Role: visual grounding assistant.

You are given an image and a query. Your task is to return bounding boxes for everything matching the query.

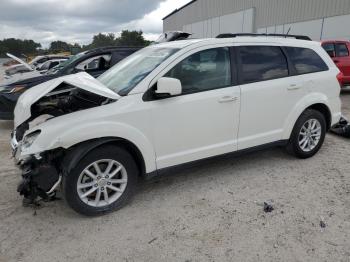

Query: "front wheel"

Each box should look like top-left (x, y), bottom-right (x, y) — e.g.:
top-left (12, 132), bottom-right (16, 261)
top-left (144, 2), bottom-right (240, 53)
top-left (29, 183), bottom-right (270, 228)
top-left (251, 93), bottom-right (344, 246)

top-left (62, 145), bottom-right (139, 216)
top-left (286, 109), bottom-right (326, 159)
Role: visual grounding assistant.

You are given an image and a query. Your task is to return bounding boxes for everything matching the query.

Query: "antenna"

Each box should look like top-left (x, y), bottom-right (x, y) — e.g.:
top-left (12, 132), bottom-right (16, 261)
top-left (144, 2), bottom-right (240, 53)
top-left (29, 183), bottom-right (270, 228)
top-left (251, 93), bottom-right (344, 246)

top-left (286, 27), bottom-right (291, 35)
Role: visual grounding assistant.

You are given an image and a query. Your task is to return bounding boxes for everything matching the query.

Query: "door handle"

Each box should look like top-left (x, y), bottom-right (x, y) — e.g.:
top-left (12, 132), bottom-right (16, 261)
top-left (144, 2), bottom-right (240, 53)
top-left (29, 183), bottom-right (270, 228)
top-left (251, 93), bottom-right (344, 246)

top-left (287, 84), bottom-right (302, 91)
top-left (334, 60), bottom-right (339, 64)
top-left (218, 96), bottom-right (238, 103)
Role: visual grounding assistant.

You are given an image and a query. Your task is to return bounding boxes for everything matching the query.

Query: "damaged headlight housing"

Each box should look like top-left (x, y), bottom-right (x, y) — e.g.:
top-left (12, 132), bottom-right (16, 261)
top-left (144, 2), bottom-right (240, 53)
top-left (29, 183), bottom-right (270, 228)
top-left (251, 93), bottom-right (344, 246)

top-left (22, 130), bottom-right (41, 149)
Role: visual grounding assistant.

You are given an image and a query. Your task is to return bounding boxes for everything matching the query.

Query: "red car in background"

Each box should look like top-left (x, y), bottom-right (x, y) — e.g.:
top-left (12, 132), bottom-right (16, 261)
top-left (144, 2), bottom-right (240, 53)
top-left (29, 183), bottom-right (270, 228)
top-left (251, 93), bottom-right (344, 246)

top-left (322, 40), bottom-right (350, 87)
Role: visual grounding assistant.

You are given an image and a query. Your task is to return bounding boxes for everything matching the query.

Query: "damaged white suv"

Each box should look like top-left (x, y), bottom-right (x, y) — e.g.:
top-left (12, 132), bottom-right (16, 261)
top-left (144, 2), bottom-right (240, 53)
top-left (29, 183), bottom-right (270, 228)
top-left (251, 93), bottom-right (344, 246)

top-left (12, 36), bottom-right (342, 216)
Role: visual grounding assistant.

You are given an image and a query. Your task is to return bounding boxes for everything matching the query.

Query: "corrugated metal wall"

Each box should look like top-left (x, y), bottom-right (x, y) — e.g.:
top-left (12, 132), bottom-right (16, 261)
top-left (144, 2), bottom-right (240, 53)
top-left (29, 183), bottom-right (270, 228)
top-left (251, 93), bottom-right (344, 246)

top-left (163, 0), bottom-right (350, 32)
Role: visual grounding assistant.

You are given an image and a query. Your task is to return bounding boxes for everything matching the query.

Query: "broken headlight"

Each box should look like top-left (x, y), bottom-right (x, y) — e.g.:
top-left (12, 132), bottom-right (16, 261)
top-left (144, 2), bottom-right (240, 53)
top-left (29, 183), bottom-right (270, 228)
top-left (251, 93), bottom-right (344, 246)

top-left (22, 130), bottom-right (41, 149)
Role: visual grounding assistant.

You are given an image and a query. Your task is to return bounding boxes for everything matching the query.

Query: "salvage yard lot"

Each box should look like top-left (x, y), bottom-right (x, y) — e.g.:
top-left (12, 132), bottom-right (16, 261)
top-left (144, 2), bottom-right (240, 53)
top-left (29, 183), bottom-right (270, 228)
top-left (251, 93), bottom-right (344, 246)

top-left (0, 94), bottom-right (349, 262)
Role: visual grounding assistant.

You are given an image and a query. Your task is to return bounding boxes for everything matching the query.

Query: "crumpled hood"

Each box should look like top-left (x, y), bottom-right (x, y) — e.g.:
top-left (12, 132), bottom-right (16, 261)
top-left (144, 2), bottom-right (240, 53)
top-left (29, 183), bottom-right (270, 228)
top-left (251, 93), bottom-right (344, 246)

top-left (6, 53), bottom-right (32, 71)
top-left (14, 72), bottom-right (120, 127)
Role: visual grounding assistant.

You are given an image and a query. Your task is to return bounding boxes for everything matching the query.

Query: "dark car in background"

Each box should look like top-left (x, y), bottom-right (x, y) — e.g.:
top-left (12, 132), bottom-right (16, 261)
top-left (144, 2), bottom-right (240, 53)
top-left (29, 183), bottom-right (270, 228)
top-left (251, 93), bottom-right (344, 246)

top-left (0, 46), bottom-right (141, 120)
top-left (322, 40), bottom-right (350, 87)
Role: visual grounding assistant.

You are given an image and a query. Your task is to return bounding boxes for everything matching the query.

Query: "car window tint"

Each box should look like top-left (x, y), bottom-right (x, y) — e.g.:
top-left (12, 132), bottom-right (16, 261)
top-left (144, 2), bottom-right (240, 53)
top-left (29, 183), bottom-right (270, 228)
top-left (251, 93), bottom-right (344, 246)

top-left (50, 61), bottom-right (59, 69)
top-left (285, 47), bottom-right (328, 74)
top-left (165, 47), bottom-right (231, 94)
top-left (322, 43), bottom-right (335, 56)
top-left (76, 54), bottom-right (112, 71)
top-left (37, 58), bottom-right (48, 64)
top-left (40, 62), bottom-right (50, 70)
top-left (111, 51), bottom-right (136, 65)
top-left (239, 46), bottom-right (288, 84)
top-left (336, 43), bottom-right (349, 57)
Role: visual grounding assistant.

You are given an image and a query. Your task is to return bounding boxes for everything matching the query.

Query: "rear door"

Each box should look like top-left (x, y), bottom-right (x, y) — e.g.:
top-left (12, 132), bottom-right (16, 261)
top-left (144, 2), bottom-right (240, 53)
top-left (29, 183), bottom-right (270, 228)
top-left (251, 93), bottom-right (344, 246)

top-left (237, 45), bottom-right (306, 150)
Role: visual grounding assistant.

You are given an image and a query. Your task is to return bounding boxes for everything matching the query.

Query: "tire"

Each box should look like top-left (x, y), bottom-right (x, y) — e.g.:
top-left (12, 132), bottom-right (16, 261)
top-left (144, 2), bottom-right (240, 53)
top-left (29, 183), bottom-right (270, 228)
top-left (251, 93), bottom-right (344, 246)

top-left (286, 109), bottom-right (326, 159)
top-left (62, 145), bottom-right (139, 216)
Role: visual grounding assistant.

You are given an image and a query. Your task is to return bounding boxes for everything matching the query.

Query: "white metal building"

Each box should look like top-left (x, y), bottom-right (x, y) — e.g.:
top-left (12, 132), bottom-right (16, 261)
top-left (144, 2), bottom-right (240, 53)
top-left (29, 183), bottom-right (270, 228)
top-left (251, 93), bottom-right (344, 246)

top-left (163, 0), bottom-right (350, 40)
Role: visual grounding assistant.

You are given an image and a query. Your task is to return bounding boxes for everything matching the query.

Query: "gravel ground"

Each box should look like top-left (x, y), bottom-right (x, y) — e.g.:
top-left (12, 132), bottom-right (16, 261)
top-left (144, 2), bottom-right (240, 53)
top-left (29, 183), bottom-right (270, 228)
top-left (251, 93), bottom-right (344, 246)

top-left (0, 73), bottom-right (349, 261)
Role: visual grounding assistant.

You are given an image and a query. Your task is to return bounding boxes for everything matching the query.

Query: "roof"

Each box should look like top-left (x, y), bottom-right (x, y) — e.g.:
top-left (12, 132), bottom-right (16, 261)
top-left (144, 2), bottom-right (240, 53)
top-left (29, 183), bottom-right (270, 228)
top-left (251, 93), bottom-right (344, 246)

top-left (162, 0), bottom-right (197, 20)
top-left (149, 36), bottom-right (321, 50)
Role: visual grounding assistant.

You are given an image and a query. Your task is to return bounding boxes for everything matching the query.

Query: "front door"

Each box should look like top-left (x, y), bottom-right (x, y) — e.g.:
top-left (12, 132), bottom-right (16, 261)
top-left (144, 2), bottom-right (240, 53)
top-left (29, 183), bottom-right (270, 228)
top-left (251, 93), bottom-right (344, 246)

top-left (150, 47), bottom-right (240, 169)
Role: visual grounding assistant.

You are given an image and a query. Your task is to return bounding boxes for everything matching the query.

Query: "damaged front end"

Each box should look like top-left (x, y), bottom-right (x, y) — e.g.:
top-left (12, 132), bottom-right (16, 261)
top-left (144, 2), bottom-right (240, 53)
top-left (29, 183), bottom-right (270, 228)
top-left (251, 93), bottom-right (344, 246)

top-left (11, 72), bottom-right (120, 204)
top-left (14, 146), bottom-right (63, 204)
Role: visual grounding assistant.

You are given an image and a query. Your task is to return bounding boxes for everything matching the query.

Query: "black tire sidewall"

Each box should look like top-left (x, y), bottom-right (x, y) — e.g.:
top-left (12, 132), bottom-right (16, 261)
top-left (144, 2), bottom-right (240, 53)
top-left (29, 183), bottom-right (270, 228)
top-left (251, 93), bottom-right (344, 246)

top-left (288, 109), bottom-right (327, 159)
top-left (62, 145), bottom-right (138, 216)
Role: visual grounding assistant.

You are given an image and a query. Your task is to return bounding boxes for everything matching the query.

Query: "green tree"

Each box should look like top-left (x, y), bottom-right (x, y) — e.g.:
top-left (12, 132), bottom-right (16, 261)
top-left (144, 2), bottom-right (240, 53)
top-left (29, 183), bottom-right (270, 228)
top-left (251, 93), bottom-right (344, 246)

top-left (0, 38), bottom-right (41, 57)
top-left (116, 30), bottom-right (150, 46)
top-left (49, 40), bottom-right (71, 52)
top-left (90, 33), bottom-right (116, 48)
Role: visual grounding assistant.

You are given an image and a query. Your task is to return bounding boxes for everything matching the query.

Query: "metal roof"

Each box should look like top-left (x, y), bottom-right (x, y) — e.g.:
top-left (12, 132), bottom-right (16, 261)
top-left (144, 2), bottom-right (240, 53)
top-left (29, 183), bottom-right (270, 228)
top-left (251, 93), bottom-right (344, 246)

top-left (162, 0), bottom-right (197, 20)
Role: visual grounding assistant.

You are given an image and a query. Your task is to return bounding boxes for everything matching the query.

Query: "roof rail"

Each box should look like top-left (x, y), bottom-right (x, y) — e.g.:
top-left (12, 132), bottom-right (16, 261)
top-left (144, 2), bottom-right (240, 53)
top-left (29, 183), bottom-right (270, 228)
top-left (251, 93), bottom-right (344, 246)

top-left (216, 33), bottom-right (312, 41)
top-left (85, 46), bottom-right (142, 54)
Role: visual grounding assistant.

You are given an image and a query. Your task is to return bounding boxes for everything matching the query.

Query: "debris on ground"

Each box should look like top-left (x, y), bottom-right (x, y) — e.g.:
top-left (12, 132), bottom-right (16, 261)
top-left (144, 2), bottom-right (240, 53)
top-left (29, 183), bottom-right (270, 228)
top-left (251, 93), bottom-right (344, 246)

top-left (331, 116), bottom-right (350, 138)
top-left (320, 216), bottom-right (327, 228)
top-left (148, 237), bottom-right (158, 244)
top-left (263, 201), bottom-right (275, 213)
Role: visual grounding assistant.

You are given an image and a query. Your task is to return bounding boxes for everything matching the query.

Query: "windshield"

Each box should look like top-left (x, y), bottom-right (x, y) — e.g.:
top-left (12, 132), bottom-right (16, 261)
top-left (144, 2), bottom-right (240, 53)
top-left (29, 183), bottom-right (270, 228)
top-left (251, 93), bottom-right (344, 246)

top-left (98, 47), bottom-right (179, 96)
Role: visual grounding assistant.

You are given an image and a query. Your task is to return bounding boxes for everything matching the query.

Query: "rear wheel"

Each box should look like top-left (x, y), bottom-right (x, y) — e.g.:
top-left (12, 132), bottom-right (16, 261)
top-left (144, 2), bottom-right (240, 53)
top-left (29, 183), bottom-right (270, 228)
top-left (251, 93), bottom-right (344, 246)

top-left (287, 109), bottom-right (326, 159)
top-left (62, 145), bottom-right (138, 216)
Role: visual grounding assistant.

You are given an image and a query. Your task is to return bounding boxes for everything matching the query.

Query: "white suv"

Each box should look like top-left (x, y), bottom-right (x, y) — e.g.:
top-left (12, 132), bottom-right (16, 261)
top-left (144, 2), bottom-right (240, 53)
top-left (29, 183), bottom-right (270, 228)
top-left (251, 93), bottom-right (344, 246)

top-left (12, 36), bottom-right (342, 215)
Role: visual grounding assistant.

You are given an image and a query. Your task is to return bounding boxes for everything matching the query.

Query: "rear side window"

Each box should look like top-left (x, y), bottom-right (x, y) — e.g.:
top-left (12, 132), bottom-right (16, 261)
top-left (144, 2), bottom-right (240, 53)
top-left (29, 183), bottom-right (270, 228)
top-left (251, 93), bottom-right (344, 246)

top-left (336, 43), bottom-right (349, 57)
top-left (238, 46), bottom-right (288, 84)
top-left (284, 47), bottom-right (328, 75)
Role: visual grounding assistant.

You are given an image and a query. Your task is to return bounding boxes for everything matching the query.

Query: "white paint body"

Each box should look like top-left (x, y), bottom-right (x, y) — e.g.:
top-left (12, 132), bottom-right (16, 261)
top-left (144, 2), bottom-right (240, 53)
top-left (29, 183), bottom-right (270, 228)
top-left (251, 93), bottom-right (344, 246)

top-left (14, 37), bottom-right (342, 174)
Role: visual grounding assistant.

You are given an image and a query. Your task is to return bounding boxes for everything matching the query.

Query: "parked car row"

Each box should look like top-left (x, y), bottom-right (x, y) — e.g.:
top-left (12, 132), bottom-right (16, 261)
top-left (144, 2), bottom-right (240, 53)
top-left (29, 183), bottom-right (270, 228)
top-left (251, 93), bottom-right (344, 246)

top-left (8, 33), bottom-right (342, 216)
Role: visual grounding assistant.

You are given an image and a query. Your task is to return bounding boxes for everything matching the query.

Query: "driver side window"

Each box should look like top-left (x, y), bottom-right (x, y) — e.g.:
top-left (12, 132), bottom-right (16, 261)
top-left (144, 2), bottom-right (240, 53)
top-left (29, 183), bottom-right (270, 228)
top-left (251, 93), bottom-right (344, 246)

top-left (75, 54), bottom-right (112, 72)
top-left (164, 47), bottom-right (232, 94)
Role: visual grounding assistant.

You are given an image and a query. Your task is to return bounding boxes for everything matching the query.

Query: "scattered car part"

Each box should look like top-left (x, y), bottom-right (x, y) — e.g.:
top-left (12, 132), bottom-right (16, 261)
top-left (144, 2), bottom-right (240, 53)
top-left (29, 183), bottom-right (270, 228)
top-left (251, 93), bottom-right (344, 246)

top-left (330, 116), bottom-right (350, 137)
top-left (263, 202), bottom-right (275, 213)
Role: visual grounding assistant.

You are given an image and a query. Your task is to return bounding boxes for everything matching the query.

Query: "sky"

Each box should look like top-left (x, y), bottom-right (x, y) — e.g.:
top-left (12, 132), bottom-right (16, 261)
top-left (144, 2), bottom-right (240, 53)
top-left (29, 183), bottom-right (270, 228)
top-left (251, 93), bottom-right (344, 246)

top-left (0, 0), bottom-right (192, 48)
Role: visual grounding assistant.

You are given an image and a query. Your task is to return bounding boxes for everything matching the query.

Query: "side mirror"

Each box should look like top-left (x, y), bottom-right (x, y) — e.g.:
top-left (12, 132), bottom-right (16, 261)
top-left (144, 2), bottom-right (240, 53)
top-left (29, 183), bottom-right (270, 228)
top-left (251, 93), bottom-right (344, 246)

top-left (327, 50), bottom-right (336, 58)
top-left (155, 77), bottom-right (182, 98)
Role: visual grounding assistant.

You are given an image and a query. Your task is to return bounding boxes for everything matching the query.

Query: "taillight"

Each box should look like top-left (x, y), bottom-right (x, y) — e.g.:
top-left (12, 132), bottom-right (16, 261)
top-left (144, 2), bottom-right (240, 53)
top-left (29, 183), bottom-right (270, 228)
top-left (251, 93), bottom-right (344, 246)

top-left (337, 72), bottom-right (343, 87)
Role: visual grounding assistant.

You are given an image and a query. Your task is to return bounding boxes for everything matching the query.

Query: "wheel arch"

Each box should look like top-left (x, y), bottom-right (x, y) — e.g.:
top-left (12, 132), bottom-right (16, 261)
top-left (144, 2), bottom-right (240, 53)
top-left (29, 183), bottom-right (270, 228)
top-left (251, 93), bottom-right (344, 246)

top-left (306, 103), bottom-right (332, 130)
top-left (282, 94), bottom-right (332, 140)
top-left (61, 137), bottom-right (147, 178)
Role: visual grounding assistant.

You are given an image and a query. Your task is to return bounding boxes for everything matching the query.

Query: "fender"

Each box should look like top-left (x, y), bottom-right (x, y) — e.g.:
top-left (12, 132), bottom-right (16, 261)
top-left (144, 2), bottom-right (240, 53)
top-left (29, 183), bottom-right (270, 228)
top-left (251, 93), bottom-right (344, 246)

top-left (22, 120), bottom-right (157, 173)
top-left (282, 92), bottom-right (331, 139)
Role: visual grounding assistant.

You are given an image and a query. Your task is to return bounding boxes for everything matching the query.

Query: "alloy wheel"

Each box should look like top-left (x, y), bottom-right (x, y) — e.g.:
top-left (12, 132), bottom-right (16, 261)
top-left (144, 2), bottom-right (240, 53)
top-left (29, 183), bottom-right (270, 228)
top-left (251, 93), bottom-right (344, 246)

top-left (298, 119), bottom-right (322, 152)
top-left (77, 159), bottom-right (128, 207)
